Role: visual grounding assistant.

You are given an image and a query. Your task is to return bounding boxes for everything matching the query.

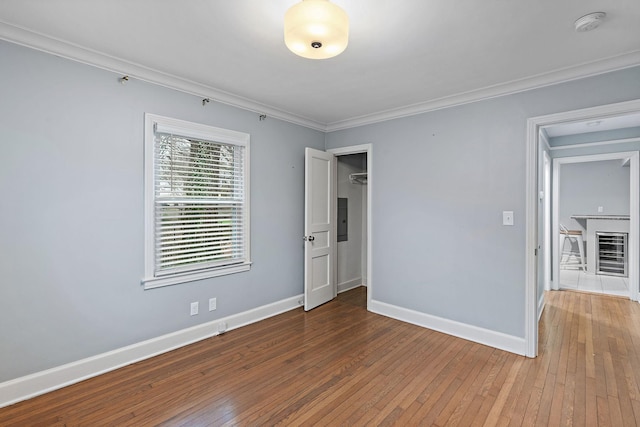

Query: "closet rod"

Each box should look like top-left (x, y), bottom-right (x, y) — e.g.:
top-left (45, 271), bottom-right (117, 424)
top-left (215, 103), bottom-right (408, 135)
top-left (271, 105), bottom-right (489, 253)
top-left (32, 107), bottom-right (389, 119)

top-left (349, 172), bottom-right (367, 184)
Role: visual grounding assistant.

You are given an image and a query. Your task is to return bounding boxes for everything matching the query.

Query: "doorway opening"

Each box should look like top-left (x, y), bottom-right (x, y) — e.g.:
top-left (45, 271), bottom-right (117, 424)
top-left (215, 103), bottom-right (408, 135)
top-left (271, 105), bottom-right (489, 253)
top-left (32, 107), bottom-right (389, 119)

top-left (553, 155), bottom-right (633, 298)
top-left (525, 99), bottom-right (640, 358)
top-left (329, 144), bottom-right (372, 310)
top-left (335, 153), bottom-right (368, 296)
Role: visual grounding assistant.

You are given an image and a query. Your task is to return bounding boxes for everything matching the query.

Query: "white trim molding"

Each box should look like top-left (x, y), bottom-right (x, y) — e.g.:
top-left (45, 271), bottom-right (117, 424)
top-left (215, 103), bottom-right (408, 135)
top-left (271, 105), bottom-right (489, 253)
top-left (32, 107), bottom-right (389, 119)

top-left (0, 21), bottom-right (325, 132)
top-left (1, 20), bottom-right (639, 133)
top-left (550, 137), bottom-right (640, 151)
top-left (326, 52), bottom-right (640, 131)
top-left (0, 294), bottom-right (303, 409)
top-left (538, 294), bottom-right (546, 322)
top-left (369, 300), bottom-right (526, 356)
top-left (337, 278), bottom-right (363, 294)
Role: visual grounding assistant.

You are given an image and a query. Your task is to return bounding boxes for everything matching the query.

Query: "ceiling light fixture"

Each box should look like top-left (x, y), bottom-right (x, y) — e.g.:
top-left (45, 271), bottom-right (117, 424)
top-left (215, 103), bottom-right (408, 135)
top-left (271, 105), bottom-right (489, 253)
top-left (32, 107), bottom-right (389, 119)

top-left (284, 0), bottom-right (349, 59)
top-left (574, 12), bottom-right (606, 32)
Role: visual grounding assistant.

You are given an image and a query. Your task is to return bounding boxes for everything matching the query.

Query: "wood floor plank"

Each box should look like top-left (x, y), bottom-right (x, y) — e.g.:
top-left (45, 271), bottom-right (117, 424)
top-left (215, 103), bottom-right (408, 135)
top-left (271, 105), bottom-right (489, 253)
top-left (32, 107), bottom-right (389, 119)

top-left (573, 341), bottom-right (587, 426)
top-left (432, 345), bottom-right (494, 426)
top-left (481, 356), bottom-right (524, 426)
top-left (546, 379), bottom-right (565, 426)
top-left (1, 287), bottom-right (640, 426)
top-left (445, 350), bottom-right (505, 426)
top-left (369, 336), bottom-right (468, 421)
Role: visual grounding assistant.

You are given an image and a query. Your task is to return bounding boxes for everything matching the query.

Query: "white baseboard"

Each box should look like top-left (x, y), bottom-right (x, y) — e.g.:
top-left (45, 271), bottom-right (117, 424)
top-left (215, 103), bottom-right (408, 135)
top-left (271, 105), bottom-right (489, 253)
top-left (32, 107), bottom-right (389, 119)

top-left (369, 299), bottom-right (526, 356)
top-left (538, 294), bottom-right (546, 321)
top-left (0, 294), bottom-right (303, 409)
top-left (337, 278), bottom-right (363, 293)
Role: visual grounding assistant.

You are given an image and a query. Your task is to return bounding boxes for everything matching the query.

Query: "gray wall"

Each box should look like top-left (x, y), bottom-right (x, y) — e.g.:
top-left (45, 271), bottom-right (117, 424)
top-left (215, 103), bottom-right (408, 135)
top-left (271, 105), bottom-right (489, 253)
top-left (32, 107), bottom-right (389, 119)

top-left (0, 40), bottom-right (325, 382)
top-left (325, 65), bottom-right (640, 338)
top-left (559, 160), bottom-right (630, 233)
top-left (2, 37), bottom-right (640, 383)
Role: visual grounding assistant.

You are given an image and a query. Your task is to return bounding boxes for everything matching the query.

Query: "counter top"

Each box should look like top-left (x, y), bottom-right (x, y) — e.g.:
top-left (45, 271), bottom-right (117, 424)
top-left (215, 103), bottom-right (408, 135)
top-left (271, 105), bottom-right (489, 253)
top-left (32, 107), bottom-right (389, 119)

top-left (571, 215), bottom-right (630, 274)
top-left (571, 215), bottom-right (630, 220)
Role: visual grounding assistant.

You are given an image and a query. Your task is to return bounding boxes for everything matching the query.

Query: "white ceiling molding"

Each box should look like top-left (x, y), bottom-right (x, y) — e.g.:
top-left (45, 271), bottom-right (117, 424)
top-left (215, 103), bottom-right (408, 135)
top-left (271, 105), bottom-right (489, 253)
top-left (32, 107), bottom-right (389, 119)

top-left (0, 20), bottom-right (326, 132)
top-left (1, 20), bottom-right (638, 134)
top-left (326, 51), bottom-right (640, 132)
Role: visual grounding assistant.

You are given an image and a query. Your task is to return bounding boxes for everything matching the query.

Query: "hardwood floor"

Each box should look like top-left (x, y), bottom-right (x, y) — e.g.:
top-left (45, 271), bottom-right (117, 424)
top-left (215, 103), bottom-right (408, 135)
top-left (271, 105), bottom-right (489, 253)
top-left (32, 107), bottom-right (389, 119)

top-left (1, 287), bottom-right (640, 426)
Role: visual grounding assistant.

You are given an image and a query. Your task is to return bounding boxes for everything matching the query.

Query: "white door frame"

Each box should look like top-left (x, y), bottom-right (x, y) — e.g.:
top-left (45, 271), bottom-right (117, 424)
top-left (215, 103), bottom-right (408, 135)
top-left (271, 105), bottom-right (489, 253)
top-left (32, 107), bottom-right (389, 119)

top-left (543, 150), bottom-right (551, 293)
top-left (328, 143), bottom-right (373, 311)
top-left (525, 98), bottom-right (640, 358)
top-left (552, 152), bottom-right (638, 297)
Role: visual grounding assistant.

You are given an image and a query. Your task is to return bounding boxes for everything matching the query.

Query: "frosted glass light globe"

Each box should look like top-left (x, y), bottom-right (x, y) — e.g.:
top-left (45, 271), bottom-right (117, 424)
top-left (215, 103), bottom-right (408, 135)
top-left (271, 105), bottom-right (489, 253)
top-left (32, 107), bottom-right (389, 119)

top-left (284, 0), bottom-right (349, 59)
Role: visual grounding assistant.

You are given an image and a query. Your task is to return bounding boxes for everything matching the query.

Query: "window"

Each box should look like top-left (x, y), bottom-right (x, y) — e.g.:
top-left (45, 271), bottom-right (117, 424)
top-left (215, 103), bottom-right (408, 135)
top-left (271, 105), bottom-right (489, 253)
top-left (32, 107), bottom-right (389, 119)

top-left (143, 114), bottom-right (250, 289)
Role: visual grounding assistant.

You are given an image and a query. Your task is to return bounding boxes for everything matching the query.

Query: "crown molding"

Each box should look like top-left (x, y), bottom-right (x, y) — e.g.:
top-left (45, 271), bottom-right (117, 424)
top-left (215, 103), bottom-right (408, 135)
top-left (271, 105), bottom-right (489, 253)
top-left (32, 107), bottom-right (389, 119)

top-left (2, 20), bottom-right (638, 134)
top-left (0, 21), bottom-right (327, 132)
top-left (325, 51), bottom-right (640, 132)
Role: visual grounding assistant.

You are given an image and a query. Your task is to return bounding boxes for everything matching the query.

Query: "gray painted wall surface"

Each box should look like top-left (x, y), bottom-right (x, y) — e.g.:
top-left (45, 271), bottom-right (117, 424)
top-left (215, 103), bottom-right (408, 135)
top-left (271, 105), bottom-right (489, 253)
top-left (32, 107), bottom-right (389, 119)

top-left (2, 38), bottom-right (640, 383)
top-left (559, 160), bottom-right (630, 233)
top-left (325, 66), bottom-right (640, 338)
top-left (0, 41), bottom-right (324, 382)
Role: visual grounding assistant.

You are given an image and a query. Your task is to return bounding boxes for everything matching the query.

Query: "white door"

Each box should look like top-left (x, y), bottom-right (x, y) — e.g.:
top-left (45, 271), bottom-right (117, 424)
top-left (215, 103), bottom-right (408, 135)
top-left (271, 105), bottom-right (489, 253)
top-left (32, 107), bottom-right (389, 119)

top-left (304, 147), bottom-right (336, 311)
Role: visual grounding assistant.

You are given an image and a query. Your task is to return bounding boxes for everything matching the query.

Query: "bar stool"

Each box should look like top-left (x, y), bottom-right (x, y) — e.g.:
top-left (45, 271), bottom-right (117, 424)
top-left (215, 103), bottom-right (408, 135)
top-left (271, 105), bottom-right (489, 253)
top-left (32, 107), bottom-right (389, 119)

top-left (559, 225), bottom-right (586, 271)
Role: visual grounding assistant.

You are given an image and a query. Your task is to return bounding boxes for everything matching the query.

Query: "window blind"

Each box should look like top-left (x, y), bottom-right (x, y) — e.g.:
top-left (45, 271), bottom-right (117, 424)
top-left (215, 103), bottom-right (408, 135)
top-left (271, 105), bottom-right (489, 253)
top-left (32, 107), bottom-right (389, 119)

top-left (154, 132), bottom-right (246, 276)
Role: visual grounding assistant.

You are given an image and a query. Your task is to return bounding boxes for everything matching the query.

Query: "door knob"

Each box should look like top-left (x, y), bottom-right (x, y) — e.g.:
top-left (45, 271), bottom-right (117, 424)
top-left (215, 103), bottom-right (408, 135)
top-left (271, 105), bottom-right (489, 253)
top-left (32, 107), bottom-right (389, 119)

top-left (303, 236), bottom-right (315, 241)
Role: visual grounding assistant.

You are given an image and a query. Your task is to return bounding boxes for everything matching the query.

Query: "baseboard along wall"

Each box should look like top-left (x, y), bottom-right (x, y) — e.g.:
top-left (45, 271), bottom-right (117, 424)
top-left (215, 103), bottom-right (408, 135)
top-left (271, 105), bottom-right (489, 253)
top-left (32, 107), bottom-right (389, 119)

top-left (0, 294), bottom-right (303, 409)
top-left (337, 278), bottom-right (364, 293)
top-left (1, 292), bottom-right (528, 408)
top-left (369, 299), bottom-right (527, 356)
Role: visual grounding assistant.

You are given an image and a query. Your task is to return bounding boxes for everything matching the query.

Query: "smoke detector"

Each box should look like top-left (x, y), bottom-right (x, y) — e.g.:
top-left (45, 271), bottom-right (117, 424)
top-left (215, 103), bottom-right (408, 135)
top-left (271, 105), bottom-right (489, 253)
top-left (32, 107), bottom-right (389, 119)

top-left (574, 12), bottom-right (606, 32)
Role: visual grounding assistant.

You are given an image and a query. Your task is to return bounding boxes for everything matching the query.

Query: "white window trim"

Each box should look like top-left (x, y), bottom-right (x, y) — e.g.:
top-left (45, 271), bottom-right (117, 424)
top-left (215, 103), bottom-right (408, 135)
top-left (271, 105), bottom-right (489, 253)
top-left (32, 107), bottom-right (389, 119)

top-left (142, 113), bottom-right (251, 289)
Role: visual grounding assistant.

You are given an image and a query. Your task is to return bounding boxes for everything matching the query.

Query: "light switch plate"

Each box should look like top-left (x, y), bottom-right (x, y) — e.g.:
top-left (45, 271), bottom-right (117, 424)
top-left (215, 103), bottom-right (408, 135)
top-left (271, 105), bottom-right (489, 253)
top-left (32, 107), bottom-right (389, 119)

top-left (503, 211), bottom-right (514, 226)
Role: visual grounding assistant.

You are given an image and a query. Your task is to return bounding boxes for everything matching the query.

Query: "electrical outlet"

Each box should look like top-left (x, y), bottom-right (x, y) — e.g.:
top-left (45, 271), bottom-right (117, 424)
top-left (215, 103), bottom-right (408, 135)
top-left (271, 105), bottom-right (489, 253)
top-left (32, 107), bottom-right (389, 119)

top-left (190, 302), bottom-right (199, 316)
top-left (598, 206), bottom-right (604, 213)
top-left (209, 297), bottom-right (217, 311)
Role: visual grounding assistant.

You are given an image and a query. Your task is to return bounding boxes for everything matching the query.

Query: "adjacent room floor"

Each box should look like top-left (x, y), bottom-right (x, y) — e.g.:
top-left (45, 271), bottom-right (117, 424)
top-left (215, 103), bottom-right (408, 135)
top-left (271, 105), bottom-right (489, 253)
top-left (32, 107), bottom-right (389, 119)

top-left (559, 269), bottom-right (629, 297)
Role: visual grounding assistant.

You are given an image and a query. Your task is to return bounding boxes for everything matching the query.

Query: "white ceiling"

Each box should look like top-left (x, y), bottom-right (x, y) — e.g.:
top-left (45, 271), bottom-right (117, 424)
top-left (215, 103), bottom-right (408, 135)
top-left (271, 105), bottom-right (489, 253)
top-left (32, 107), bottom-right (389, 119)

top-left (1, 0), bottom-right (639, 131)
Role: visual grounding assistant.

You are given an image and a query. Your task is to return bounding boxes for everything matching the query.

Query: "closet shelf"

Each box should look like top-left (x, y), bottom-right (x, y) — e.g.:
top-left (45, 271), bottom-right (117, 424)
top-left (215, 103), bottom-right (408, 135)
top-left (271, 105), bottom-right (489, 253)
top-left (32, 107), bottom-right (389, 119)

top-left (349, 172), bottom-right (367, 184)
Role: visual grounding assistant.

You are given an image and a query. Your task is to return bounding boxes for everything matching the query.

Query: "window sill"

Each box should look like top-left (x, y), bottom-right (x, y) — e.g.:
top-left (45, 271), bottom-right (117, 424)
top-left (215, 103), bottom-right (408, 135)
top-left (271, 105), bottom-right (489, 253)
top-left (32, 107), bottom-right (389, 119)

top-left (142, 262), bottom-right (251, 290)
